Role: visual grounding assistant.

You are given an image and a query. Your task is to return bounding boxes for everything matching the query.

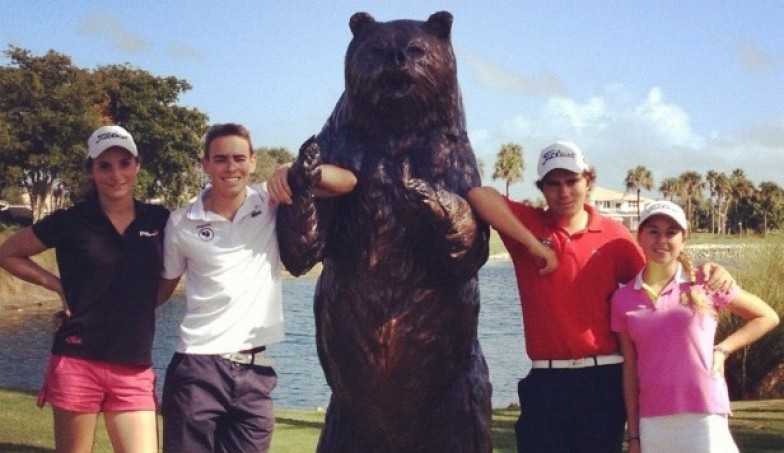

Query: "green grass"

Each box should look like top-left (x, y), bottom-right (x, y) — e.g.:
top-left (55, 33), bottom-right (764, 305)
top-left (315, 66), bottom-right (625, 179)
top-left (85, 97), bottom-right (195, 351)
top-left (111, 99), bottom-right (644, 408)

top-left (488, 228), bottom-right (507, 257)
top-left (689, 230), bottom-right (783, 244)
top-left (1, 388), bottom-right (782, 452)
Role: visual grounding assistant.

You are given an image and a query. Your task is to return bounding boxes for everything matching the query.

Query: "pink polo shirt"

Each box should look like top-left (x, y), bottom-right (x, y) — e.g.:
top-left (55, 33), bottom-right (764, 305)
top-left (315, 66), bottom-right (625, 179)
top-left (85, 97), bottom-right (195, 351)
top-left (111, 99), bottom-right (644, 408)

top-left (611, 266), bottom-right (739, 417)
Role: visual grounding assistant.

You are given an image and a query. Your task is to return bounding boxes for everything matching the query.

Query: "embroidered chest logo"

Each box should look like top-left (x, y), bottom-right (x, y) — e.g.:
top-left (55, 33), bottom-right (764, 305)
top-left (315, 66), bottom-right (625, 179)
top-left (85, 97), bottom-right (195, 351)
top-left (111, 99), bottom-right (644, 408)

top-left (251, 202), bottom-right (264, 217)
top-left (64, 335), bottom-right (83, 345)
top-left (198, 227), bottom-right (215, 241)
top-left (139, 229), bottom-right (159, 237)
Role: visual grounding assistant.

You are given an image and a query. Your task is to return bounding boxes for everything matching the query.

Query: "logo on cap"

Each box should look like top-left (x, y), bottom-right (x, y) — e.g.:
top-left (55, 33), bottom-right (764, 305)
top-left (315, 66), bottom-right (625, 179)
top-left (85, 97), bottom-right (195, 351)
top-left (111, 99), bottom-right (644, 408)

top-left (95, 131), bottom-right (131, 144)
top-left (541, 149), bottom-right (578, 166)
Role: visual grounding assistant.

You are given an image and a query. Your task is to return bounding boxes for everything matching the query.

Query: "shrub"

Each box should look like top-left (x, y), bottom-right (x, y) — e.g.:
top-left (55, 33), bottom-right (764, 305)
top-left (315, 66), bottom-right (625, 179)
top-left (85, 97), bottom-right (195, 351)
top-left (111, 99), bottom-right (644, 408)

top-left (717, 239), bottom-right (784, 400)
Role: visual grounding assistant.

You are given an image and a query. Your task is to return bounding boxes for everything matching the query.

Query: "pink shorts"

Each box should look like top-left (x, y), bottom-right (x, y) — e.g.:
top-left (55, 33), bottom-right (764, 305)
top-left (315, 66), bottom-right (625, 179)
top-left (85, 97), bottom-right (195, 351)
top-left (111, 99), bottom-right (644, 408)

top-left (38, 355), bottom-right (157, 413)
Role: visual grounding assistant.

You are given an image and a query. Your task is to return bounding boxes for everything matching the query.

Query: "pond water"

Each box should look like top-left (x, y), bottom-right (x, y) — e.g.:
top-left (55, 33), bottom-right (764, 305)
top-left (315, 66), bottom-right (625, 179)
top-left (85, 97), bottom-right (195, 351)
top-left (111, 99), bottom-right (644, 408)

top-left (0, 260), bottom-right (531, 409)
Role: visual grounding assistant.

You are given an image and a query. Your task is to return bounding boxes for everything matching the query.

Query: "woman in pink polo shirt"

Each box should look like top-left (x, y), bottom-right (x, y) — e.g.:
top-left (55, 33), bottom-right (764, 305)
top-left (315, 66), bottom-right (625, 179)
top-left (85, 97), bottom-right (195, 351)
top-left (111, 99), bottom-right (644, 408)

top-left (611, 201), bottom-right (778, 453)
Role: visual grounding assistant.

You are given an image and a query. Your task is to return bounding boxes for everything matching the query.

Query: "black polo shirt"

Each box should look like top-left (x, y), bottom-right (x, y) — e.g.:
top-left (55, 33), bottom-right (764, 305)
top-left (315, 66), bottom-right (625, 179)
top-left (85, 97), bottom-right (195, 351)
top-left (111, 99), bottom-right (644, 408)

top-left (33, 197), bottom-right (170, 366)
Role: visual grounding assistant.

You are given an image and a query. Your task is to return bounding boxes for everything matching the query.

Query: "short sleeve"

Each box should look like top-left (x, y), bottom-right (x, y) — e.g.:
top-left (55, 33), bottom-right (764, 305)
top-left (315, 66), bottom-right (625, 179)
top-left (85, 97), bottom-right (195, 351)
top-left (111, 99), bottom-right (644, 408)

top-left (709, 283), bottom-right (740, 311)
top-left (610, 289), bottom-right (629, 333)
top-left (498, 198), bottom-right (536, 255)
top-left (161, 213), bottom-right (186, 279)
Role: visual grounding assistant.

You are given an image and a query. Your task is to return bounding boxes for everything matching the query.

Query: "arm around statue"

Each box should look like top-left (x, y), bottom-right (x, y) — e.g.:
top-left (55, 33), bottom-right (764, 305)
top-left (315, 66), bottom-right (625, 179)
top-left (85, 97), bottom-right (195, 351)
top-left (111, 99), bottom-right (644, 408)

top-left (268, 162), bottom-right (357, 204)
top-left (275, 137), bottom-right (355, 276)
top-left (467, 186), bottom-right (557, 275)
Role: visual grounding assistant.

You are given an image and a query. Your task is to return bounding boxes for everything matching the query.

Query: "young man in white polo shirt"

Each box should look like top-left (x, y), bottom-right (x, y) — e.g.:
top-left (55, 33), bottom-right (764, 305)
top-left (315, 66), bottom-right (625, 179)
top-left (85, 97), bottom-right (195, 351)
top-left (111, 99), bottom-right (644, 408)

top-left (157, 123), bottom-right (355, 452)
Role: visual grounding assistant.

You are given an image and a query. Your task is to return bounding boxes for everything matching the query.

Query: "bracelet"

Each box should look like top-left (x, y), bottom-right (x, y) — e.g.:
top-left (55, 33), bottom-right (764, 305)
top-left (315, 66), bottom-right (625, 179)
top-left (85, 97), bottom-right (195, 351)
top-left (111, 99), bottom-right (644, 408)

top-left (714, 344), bottom-right (730, 358)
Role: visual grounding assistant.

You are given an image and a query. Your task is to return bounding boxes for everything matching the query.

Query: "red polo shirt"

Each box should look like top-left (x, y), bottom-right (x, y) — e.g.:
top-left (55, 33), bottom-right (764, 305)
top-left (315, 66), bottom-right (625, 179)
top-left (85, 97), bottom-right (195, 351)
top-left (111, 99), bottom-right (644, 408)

top-left (500, 200), bottom-right (644, 360)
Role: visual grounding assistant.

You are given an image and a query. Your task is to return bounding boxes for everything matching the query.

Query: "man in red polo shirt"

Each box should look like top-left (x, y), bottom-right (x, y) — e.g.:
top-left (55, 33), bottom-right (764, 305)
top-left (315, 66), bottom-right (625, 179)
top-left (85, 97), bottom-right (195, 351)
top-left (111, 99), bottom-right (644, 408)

top-left (469, 141), bottom-right (643, 452)
top-left (469, 141), bottom-right (732, 452)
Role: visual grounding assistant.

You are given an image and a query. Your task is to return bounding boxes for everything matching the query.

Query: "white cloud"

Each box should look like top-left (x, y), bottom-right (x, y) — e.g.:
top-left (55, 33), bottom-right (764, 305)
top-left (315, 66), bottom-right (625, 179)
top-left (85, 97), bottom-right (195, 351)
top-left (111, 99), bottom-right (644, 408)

top-left (541, 96), bottom-right (606, 135)
top-left (471, 85), bottom-right (784, 200)
top-left (736, 40), bottom-right (780, 72)
top-left (739, 116), bottom-right (784, 149)
top-left (459, 49), bottom-right (565, 96)
top-left (78, 14), bottom-right (149, 54)
top-left (633, 87), bottom-right (703, 149)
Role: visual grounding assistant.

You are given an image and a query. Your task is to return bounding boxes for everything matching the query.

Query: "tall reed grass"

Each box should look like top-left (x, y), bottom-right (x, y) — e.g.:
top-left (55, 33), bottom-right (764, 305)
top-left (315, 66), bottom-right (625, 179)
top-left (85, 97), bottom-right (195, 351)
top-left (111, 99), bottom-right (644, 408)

top-left (0, 230), bottom-right (60, 305)
top-left (717, 238), bottom-right (784, 400)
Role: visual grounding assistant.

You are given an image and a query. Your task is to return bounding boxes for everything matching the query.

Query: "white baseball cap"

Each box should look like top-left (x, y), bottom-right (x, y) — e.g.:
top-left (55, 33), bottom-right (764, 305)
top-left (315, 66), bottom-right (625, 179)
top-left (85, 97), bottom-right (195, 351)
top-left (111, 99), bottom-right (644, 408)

top-left (536, 141), bottom-right (589, 181)
top-left (640, 200), bottom-right (689, 231)
top-left (87, 125), bottom-right (138, 159)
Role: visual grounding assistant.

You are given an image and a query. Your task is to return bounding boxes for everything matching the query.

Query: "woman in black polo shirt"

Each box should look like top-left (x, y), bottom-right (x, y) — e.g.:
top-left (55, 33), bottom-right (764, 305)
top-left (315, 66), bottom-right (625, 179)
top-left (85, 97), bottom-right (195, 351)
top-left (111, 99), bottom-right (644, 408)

top-left (0, 125), bottom-right (169, 452)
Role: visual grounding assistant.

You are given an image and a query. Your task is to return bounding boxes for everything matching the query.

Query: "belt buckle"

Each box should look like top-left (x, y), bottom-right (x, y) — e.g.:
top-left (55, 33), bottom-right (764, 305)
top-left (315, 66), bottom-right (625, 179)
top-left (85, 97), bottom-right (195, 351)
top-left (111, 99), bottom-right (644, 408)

top-left (224, 352), bottom-right (252, 365)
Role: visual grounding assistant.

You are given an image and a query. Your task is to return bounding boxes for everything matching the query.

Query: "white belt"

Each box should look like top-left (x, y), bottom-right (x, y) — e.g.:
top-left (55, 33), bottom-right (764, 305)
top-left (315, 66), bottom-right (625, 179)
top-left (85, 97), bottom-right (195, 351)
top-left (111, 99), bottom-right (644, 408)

top-left (218, 346), bottom-right (276, 368)
top-left (531, 354), bottom-right (624, 369)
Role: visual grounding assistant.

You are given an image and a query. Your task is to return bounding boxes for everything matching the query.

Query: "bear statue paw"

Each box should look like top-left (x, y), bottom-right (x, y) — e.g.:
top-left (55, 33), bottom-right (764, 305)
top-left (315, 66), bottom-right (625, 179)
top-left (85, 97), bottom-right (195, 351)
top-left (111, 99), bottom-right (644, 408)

top-left (288, 136), bottom-right (323, 193)
top-left (404, 178), bottom-right (449, 224)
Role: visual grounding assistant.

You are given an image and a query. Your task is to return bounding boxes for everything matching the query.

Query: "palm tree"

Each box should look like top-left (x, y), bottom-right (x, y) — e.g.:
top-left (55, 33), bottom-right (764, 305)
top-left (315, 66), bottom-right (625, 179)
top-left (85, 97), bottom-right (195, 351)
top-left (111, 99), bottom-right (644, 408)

top-left (624, 165), bottom-right (654, 223)
top-left (705, 170), bottom-right (731, 234)
top-left (492, 143), bottom-right (524, 196)
top-left (659, 177), bottom-right (683, 202)
top-left (677, 171), bottom-right (704, 230)
top-left (714, 173), bottom-right (732, 234)
top-left (756, 181), bottom-right (783, 234)
top-left (728, 169), bottom-right (755, 234)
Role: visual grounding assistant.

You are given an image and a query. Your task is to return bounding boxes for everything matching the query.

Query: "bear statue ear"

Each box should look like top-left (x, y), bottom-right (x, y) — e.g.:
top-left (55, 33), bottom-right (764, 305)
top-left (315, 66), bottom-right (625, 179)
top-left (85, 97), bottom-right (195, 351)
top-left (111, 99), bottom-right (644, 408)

top-left (349, 12), bottom-right (376, 36)
top-left (425, 11), bottom-right (453, 39)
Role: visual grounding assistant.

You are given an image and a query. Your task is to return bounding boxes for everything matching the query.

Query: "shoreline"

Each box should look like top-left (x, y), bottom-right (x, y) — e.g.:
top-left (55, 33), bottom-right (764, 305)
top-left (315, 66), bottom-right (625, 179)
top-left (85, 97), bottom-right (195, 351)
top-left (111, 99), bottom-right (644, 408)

top-left (0, 243), bottom-right (757, 325)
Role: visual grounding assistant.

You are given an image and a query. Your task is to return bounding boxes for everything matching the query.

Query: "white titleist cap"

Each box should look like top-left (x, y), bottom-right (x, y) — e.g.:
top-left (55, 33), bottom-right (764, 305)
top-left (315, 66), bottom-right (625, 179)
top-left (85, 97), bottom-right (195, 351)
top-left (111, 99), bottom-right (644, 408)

top-left (87, 125), bottom-right (138, 159)
top-left (640, 200), bottom-right (689, 231)
top-left (536, 141), bottom-right (589, 181)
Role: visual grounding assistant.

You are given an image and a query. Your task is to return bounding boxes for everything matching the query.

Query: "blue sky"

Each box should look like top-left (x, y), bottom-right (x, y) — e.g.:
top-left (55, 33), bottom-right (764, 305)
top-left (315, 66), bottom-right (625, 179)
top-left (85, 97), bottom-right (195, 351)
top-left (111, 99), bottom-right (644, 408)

top-left (2, 1), bottom-right (782, 200)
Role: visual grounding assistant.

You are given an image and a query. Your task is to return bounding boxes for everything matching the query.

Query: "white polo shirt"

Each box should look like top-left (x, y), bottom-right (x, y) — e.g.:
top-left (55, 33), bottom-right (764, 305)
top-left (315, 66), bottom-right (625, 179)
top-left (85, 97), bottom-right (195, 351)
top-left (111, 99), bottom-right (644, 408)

top-left (162, 184), bottom-right (284, 354)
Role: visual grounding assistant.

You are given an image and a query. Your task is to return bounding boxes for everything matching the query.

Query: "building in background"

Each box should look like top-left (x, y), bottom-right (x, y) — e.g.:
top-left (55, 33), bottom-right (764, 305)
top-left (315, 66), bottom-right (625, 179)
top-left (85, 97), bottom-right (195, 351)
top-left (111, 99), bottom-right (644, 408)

top-left (589, 186), bottom-right (654, 231)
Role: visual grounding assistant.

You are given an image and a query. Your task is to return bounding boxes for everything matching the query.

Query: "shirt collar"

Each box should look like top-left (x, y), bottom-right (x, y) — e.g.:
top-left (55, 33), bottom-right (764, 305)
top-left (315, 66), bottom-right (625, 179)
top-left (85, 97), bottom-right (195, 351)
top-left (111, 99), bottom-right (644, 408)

top-left (81, 196), bottom-right (145, 218)
top-left (632, 263), bottom-right (689, 290)
top-left (584, 204), bottom-right (603, 232)
top-left (188, 185), bottom-right (269, 221)
top-left (543, 204), bottom-right (602, 232)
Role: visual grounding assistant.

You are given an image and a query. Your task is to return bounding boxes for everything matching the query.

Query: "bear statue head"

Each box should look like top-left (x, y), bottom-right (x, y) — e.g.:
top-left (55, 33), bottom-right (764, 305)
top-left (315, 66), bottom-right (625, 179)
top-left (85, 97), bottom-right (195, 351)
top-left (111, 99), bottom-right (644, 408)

top-left (343, 11), bottom-right (462, 131)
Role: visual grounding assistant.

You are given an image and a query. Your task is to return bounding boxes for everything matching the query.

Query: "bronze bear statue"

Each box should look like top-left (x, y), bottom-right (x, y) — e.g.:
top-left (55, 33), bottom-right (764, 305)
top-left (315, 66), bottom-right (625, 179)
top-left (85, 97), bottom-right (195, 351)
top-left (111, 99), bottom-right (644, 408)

top-left (277, 11), bottom-right (491, 452)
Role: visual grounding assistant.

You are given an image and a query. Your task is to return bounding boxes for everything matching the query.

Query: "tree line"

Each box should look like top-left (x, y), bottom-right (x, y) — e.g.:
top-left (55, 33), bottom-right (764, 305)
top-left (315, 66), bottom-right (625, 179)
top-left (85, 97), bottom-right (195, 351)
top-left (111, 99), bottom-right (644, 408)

top-left (625, 166), bottom-right (783, 234)
top-left (0, 46), bottom-right (293, 222)
top-left (491, 143), bottom-right (783, 235)
top-left (3, 46), bottom-right (780, 233)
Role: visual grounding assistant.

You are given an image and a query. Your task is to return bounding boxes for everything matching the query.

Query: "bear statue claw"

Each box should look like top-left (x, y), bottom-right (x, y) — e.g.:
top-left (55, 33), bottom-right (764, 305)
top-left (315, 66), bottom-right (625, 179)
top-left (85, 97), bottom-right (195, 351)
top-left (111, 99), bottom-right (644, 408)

top-left (287, 135), bottom-right (323, 194)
